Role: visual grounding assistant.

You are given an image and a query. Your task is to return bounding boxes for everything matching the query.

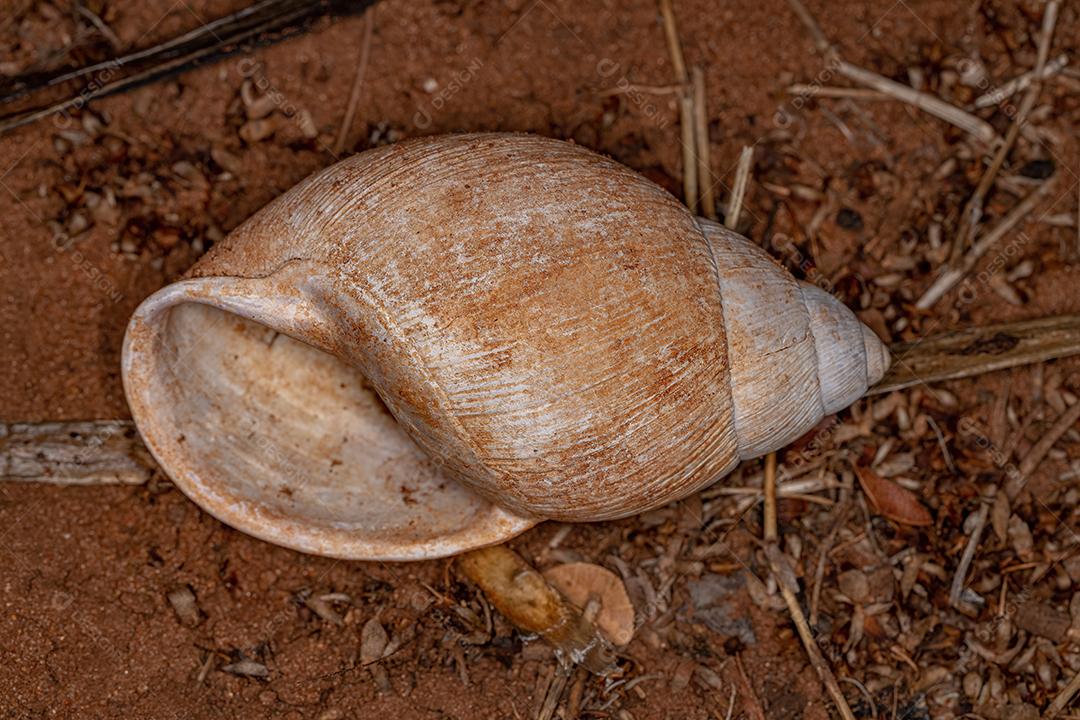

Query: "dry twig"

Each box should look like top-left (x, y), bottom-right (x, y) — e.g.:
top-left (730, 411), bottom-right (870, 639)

top-left (657, 0), bottom-right (686, 82)
top-left (1009, 398), bottom-right (1080, 497)
top-left (75, 4), bottom-right (122, 50)
top-left (1046, 667), bottom-right (1080, 718)
top-left (0, 0), bottom-right (368, 135)
top-left (0, 421), bottom-right (153, 485)
top-left (333, 8), bottom-right (376, 156)
top-left (725, 147), bottom-right (754, 231)
top-left (564, 667), bottom-right (587, 720)
top-left (782, 0), bottom-right (996, 143)
top-left (948, 499), bottom-right (989, 609)
top-left (536, 663), bottom-right (573, 720)
top-left (457, 545), bottom-right (617, 675)
top-left (733, 654), bottom-right (766, 720)
top-left (783, 0), bottom-right (831, 54)
top-left (762, 451), bottom-right (778, 542)
top-left (809, 502), bottom-right (851, 626)
top-left (765, 545), bottom-right (857, 720)
top-left (973, 53), bottom-right (1069, 109)
top-left (949, 0), bottom-right (1061, 263)
top-left (834, 61), bottom-right (997, 144)
top-left (915, 176), bottom-right (1058, 309)
top-left (786, 84), bottom-right (889, 100)
top-left (658, 0), bottom-right (697, 212)
top-left (679, 92), bottom-right (698, 213)
top-left (874, 312), bottom-right (1080, 394)
top-left (595, 83), bottom-right (681, 97)
top-left (692, 66), bottom-right (716, 220)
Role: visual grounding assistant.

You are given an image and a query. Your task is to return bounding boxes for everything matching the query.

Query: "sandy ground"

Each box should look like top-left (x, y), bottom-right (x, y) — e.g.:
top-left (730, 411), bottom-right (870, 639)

top-left (1, 0), bottom-right (1079, 717)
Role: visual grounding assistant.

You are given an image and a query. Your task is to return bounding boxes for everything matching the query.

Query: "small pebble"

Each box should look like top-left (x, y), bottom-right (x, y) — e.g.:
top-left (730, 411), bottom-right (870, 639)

top-left (171, 161), bottom-right (206, 187)
top-left (669, 658), bottom-right (695, 690)
top-left (66, 212), bottom-right (89, 236)
top-left (693, 664), bottom-right (723, 691)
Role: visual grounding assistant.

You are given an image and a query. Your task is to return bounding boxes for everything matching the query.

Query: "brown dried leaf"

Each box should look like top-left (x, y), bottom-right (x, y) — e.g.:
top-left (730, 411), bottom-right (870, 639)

top-left (854, 466), bottom-right (933, 526)
top-left (670, 659), bottom-right (696, 690)
top-left (543, 562), bottom-right (635, 646)
top-left (837, 569), bottom-right (870, 604)
top-left (303, 594), bottom-right (343, 626)
top-left (360, 615), bottom-right (390, 666)
top-left (1015, 602), bottom-right (1071, 641)
top-left (991, 492), bottom-right (1011, 542)
top-left (166, 585), bottom-right (201, 627)
top-left (1007, 514), bottom-right (1034, 560)
top-left (222, 658), bottom-right (269, 677)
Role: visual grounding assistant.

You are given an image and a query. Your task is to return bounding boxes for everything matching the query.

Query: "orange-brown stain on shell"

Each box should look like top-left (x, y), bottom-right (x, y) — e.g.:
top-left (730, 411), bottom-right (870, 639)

top-left (178, 134), bottom-right (741, 522)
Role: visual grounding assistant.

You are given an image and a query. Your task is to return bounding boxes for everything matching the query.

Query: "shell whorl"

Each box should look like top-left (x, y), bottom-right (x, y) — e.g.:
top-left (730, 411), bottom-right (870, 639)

top-left (699, 219), bottom-right (889, 460)
top-left (191, 133), bottom-right (743, 523)
top-left (800, 283), bottom-right (890, 413)
top-left (163, 133), bottom-right (888, 524)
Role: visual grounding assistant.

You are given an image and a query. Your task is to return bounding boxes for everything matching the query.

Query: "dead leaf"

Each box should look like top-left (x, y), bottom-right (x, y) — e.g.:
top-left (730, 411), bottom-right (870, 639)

top-left (166, 585), bottom-right (201, 627)
top-left (1015, 602), bottom-right (1071, 641)
top-left (542, 562), bottom-right (635, 646)
top-left (854, 466), bottom-right (932, 526)
top-left (222, 658), bottom-right (269, 678)
top-left (837, 569), bottom-right (870, 604)
top-left (360, 615), bottom-right (390, 666)
top-left (1007, 514), bottom-right (1034, 560)
top-left (991, 492), bottom-right (1010, 542)
top-left (303, 593), bottom-right (344, 626)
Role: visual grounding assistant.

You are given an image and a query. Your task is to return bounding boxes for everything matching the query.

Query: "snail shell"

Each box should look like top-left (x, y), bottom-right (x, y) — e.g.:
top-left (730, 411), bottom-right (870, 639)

top-left (122, 133), bottom-right (888, 560)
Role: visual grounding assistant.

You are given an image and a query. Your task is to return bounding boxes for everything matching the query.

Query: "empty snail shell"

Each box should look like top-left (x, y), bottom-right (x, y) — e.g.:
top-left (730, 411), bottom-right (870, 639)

top-left (122, 133), bottom-right (889, 560)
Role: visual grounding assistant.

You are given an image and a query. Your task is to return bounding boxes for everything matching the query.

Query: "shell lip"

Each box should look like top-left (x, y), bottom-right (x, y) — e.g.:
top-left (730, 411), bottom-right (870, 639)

top-left (121, 277), bottom-right (539, 561)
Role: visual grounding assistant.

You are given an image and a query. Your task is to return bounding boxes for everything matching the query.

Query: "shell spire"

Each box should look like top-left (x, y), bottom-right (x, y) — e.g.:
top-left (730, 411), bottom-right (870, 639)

top-left (698, 219), bottom-right (890, 460)
top-left (800, 282), bottom-right (890, 414)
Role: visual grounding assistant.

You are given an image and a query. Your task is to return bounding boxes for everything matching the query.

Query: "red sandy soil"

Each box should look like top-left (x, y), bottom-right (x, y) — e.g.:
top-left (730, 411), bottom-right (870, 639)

top-left (1, 0), bottom-right (1079, 718)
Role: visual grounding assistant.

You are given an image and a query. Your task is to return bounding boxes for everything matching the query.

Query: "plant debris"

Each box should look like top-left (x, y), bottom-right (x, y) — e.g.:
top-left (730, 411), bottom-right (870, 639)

top-left (4, 0), bottom-right (1080, 718)
top-left (457, 546), bottom-right (617, 675)
top-left (854, 465), bottom-right (933, 526)
top-left (542, 562), bottom-right (636, 647)
top-left (166, 585), bottom-right (201, 627)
